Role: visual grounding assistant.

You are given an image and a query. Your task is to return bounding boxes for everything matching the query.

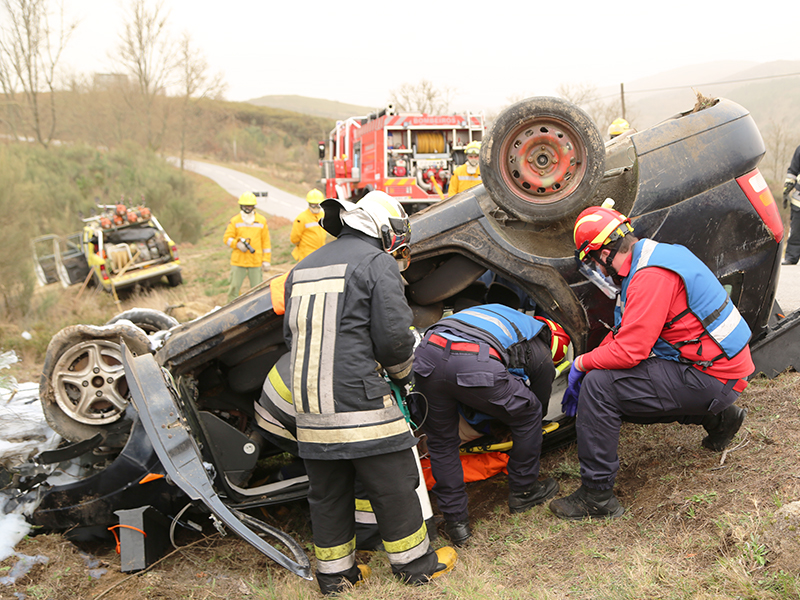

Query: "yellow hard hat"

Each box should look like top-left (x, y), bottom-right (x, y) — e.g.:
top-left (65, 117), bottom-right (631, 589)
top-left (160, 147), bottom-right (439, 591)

top-left (607, 118), bottom-right (630, 138)
top-left (238, 192), bottom-right (257, 206)
top-left (306, 189), bottom-right (324, 204)
top-left (465, 141), bottom-right (481, 155)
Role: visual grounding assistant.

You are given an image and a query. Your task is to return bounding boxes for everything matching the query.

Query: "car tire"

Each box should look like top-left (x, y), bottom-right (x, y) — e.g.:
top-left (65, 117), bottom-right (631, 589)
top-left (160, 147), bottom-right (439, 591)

top-left (39, 323), bottom-right (151, 446)
top-left (481, 96), bottom-right (605, 224)
top-left (106, 308), bottom-right (179, 334)
top-left (167, 271), bottom-right (183, 287)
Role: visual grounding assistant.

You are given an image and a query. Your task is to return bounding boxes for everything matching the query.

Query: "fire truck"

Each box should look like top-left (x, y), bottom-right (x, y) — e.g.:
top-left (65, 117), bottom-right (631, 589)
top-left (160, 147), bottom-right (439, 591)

top-left (319, 104), bottom-right (485, 213)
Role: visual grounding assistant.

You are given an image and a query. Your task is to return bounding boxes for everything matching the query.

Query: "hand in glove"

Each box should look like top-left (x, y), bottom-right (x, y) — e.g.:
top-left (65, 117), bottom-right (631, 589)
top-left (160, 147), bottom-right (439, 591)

top-left (262, 262), bottom-right (271, 272)
top-left (561, 365), bottom-right (586, 417)
top-left (784, 180), bottom-right (794, 209)
top-left (236, 240), bottom-right (249, 252)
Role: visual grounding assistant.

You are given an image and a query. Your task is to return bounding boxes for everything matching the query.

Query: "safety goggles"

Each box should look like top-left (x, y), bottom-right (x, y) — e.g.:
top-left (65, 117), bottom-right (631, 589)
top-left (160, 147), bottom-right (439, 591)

top-left (240, 205), bottom-right (255, 214)
top-left (465, 151), bottom-right (479, 157)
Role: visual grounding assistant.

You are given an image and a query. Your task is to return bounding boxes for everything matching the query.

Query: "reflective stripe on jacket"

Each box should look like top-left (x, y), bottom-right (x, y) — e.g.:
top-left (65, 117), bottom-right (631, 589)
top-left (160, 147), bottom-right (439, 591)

top-left (617, 239), bottom-right (751, 362)
top-left (223, 213), bottom-right (271, 267)
top-left (290, 208), bottom-right (326, 261)
top-left (447, 163), bottom-right (482, 197)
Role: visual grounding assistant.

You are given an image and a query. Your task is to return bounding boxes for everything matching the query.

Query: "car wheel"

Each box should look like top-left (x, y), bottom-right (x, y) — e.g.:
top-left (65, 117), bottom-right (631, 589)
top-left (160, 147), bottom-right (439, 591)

top-left (106, 308), bottom-right (179, 334)
top-left (167, 271), bottom-right (183, 287)
top-left (39, 323), bottom-right (151, 446)
top-left (481, 96), bottom-right (605, 224)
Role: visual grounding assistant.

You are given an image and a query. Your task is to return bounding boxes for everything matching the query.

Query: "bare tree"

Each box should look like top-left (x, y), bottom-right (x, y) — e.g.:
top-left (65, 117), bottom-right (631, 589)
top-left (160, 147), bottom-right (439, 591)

top-left (390, 79), bottom-right (454, 114)
top-left (0, 0), bottom-right (75, 147)
top-left (556, 83), bottom-right (628, 138)
top-left (114, 0), bottom-right (174, 150)
top-left (176, 32), bottom-right (225, 169)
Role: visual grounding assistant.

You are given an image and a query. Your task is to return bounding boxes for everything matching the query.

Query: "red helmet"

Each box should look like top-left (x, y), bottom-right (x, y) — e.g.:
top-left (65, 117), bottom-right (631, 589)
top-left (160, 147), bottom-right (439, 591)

top-left (535, 316), bottom-right (571, 364)
top-left (573, 200), bottom-right (634, 262)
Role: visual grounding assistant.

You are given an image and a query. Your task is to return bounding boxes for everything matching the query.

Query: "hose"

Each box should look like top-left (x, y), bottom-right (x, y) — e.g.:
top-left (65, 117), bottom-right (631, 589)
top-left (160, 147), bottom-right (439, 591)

top-left (415, 132), bottom-right (445, 154)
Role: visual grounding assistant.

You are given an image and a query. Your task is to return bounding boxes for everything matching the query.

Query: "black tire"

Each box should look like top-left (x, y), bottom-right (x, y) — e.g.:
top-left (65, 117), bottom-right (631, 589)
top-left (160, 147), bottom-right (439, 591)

top-left (39, 323), bottom-right (151, 446)
top-left (407, 254), bottom-right (486, 306)
top-left (167, 271), bottom-right (183, 287)
top-left (481, 96), bottom-right (605, 224)
top-left (106, 308), bottom-right (179, 334)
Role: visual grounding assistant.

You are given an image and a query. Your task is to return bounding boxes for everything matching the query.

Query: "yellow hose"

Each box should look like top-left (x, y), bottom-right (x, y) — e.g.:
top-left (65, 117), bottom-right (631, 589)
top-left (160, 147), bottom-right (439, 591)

top-left (415, 132), bottom-right (445, 154)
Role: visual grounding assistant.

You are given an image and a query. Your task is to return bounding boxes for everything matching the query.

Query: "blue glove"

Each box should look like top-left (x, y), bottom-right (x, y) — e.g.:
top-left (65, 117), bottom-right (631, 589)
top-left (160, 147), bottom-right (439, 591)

top-left (562, 365), bottom-right (586, 417)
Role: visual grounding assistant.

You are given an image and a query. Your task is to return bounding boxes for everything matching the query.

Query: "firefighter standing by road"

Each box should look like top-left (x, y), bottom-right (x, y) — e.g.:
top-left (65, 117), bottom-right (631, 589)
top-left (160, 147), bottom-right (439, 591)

top-left (782, 144), bottom-right (800, 265)
top-left (413, 304), bottom-right (568, 545)
top-left (282, 190), bottom-right (456, 595)
top-left (548, 200), bottom-right (754, 520)
top-left (448, 141), bottom-right (482, 197)
top-left (223, 192), bottom-right (271, 302)
top-left (290, 189), bottom-right (327, 262)
top-left (607, 118), bottom-right (634, 140)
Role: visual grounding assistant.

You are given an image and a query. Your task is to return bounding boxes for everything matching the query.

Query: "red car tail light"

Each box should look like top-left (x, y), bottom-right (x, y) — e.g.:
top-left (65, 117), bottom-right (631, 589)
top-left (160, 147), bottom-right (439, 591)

top-left (170, 245), bottom-right (179, 260)
top-left (736, 169), bottom-right (783, 243)
top-left (99, 264), bottom-right (110, 281)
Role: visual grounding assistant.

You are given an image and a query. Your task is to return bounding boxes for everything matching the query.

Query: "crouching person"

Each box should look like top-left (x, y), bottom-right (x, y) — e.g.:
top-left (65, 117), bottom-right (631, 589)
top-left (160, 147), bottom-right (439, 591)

top-left (414, 303), bottom-right (569, 546)
top-left (283, 191), bottom-right (456, 595)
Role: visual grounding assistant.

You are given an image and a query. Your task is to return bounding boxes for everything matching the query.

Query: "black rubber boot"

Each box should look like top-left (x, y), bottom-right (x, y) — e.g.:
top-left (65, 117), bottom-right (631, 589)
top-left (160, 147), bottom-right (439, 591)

top-left (508, 477), bottom-right (559, 514)
top-left (444, 520), bottom-right (471, 546)
top-left (549, 485), bottom-right (625, 520)
top-left (701, 405), bottom-right (746, 451)
top-left (317, 564), bottom-right (366, 596)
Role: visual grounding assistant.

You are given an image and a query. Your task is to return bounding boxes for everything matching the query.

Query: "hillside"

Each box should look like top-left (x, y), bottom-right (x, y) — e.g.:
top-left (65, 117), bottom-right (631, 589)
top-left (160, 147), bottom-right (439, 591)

top-left (247, 94), bottom-right (376, 121)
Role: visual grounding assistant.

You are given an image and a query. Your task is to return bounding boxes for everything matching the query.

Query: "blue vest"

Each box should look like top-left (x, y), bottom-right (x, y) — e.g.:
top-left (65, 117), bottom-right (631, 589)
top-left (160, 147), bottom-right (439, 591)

top-left (617, 239), bottom-right (751, 364)
top-left (440, 303), bottom-right (545, 351)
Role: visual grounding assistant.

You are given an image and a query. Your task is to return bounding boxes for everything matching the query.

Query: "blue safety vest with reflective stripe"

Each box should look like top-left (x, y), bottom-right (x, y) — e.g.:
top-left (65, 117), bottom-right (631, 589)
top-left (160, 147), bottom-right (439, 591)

top-left (439, 303), bottom-right (545, 353)
top-left (617, 239), bottom-right (751, 363)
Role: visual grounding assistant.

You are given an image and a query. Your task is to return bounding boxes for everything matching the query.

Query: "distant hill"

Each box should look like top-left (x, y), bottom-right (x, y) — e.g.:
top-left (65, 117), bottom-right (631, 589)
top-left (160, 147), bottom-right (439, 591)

top-left (246, 95), bottom-right (376, 121)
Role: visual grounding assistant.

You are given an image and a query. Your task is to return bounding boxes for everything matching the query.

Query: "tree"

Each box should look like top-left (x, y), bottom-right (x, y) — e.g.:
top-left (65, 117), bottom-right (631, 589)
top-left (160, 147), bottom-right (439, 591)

top-left (114, 0), bottom-right (174, 150)
top-left (176, 32), bottom-right (225, 169)
top-left (389, 79), bottom-right (454, 114)
top-left (0, 0), bottom-right (76, 148)
top-left (556, 83), bottom-right (629, 138)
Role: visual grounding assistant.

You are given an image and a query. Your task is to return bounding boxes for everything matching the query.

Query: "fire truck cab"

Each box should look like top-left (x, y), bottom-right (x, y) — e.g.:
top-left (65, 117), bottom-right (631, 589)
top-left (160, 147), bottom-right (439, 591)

top-left (320, 104), bottom-right (485, 213)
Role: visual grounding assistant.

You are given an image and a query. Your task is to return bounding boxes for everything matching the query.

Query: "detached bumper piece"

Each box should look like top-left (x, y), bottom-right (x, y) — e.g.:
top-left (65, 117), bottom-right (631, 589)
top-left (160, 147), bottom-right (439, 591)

top-left (113, 505), bottom-right (171, 572)
top-left (121, 343), bottom-right (312, 580)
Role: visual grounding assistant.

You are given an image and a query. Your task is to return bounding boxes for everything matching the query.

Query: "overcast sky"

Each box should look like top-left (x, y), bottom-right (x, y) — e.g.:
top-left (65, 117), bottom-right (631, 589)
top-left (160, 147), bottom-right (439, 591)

top-left (59, 0), bottom-right (798, 113)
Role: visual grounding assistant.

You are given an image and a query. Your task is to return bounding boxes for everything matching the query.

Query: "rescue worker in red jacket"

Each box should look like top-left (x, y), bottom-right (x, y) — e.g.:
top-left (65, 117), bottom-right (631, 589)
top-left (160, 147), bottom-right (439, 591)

top-left (549, 200), bottom-right (754, 520)
top-left (282, 190), bottom-right (456, 595)
top-left (223, 192), bottom-right (271, 302)
top-left (290, 189), bottom-right (327, 261)
top-left (414, 303), bottom-right (570, 545)
top-left (448, 141), bottom-right (482, 197)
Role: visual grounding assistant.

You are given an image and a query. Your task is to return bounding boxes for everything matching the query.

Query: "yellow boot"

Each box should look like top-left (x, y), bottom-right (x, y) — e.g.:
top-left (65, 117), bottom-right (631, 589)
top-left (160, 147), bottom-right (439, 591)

top-left (430, 546), bottom-right (458, 579)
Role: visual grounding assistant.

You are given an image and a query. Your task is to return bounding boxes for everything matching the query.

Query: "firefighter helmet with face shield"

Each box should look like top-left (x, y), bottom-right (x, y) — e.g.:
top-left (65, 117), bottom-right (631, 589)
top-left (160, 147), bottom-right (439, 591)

top-left (574, 200), bottom-right (633, 264)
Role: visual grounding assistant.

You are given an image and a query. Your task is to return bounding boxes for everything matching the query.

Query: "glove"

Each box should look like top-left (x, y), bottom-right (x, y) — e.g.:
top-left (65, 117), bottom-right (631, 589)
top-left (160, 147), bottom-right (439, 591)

top-left (784, 180), bottom-right (794, 209)
top-left (236, 240), bottom-right (248, 252)
top-left (561, 365), bottom-right (586, 417)
top-left (262, 262), bottom-right (270, 271)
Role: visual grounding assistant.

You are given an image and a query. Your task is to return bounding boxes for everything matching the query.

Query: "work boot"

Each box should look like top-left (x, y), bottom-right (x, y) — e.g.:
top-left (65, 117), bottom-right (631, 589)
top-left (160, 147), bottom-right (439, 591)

top-left (317, 564), bottom-right (370, 596)
top-left (429, 546), bottom-right (458, 580)
top-left (508, 477), bottom-right (559, 514)
top-left (549, 485), bottom-right (625, 520)
top-left (702, 405), bottom-right (746, 451)
top-left (444, 520), bottom-right (471, 546)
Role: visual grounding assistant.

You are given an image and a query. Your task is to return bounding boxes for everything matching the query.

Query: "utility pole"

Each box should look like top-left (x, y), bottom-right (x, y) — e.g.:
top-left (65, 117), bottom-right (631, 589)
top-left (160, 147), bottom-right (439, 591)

top-left (620, 83), bottom-right (626, 120)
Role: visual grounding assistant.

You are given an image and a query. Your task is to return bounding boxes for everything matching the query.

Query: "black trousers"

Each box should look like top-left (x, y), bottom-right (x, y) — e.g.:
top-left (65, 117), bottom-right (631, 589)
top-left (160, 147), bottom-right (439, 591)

top-left (785, 204), bottom-right (800, 263)
top-left (304, 449), bottom-right (437, 591)
top-left (576, 357), bottom-right (742, 490)
top-left (415, 337), bottom-right (553, 521)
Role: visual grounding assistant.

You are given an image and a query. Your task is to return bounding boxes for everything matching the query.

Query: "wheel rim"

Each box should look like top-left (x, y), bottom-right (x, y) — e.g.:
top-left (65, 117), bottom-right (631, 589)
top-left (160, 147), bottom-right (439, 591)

top-left (499, 116), bottom-right (589, 206)
top-left (52, 340), bottom-right (129, 426)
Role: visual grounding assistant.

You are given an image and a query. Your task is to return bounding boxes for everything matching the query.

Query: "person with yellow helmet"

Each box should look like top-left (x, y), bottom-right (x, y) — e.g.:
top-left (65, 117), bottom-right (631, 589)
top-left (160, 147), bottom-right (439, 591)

top-left (547, 199), bottom-right (754, 521)
top-left (290, 189), bottom-right (327, 262)
top-left (607, 118), bottom-right (632, 140)
top-left (223, 192), bottom-right (271, 302)
top-left (448, 140), bottom-right (482, 197)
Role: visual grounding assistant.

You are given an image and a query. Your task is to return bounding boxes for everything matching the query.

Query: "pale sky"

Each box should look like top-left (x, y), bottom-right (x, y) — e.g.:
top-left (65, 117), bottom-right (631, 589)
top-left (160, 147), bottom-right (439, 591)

top-left (58, 0), bottom-right (799, 113)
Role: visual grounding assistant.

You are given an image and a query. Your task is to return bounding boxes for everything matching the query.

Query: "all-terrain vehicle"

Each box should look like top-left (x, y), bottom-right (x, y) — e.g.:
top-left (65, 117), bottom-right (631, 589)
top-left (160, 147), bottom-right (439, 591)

top-left (7, 95), bottom-right (798, 580)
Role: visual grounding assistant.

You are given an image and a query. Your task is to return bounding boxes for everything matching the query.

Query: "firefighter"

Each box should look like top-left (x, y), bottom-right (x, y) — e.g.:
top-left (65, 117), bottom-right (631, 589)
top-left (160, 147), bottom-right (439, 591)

top-left (782, 144), bottom-right (800, 265)
top-left (607, 118), bottom-right (633, 140)
top-left (549, 200), bottom-right (754, 520)
top-left (414, 304), bottom-right (567, 545)
top-left (448, 141), bottom-right (482, 197)
top-left (282, 190), bottom-right (456, 595)
top-left (290, 189), bottom-right (327, 262)
top-left (223, 192), bottom-right (271, 302)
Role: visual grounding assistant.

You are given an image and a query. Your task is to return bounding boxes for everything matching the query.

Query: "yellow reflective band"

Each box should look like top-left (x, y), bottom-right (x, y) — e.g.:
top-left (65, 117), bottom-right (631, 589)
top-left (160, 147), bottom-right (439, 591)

top-left (297, 418), bottom-right (410, 444)
top-left (355, 498), bottom-right (373, 513)
top-left (383, 523), bottom-right (427, 554)
top-left (267, 367), bottom-right (292, 404)
top-left (369, 196), bottom-right (400, 218)
top-left (591, 217), bottom-right (625, 248)
top-left (315, 537), bottom-right (356, 561)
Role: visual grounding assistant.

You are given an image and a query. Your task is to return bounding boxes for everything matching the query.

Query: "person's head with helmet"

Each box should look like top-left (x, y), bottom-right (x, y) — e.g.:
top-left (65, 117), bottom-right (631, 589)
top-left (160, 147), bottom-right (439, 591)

top-left (573, 198), bottom-right (637, 292)
top-left (238, 191), bottom-right (258, 224)
top-left (321, 190), bottom-right (412, 270)
top-left (306, 189), bottom-right (324, 214)
top-left (465, 141), bottom-right (481, 173)
top-left (607, 118), bottom-right (631, 140)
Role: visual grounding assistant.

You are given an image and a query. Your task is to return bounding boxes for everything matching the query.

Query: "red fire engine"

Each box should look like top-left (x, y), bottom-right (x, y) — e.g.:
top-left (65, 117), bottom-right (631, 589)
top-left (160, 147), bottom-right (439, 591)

top-left (320, 104), bottom-right (485, 212)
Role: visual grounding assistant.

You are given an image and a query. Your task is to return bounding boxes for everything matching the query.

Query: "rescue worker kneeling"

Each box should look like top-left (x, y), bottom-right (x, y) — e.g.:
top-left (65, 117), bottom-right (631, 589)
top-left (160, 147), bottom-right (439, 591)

top-left (414, 303), bottom-right (569, 546)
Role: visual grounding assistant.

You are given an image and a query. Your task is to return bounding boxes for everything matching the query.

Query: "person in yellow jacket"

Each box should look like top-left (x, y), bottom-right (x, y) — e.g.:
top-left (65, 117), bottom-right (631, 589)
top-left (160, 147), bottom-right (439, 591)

top-left (223, 192), bottom-right (271, 302)
top-left (290, 189), bottom-right (327, 261)
top-left (448, 140), bottom-right (482, 197)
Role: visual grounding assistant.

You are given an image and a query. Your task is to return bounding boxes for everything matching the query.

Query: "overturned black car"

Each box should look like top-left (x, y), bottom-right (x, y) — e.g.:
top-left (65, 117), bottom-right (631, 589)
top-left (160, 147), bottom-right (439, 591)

top-left (6, 96), bottom-right (797, 579)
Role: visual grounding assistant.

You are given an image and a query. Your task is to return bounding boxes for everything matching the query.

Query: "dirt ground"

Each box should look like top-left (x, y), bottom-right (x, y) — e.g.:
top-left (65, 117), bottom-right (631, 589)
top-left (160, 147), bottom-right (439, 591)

top-left (3, 371), bottom-right (800, 599)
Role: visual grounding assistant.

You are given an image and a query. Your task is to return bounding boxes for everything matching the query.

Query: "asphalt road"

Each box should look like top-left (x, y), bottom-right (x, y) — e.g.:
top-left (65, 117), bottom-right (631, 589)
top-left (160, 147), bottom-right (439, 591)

top-left (776, 264), bottom-right (800, 313)
top-left (167, 157), bottom-right (306, 221)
